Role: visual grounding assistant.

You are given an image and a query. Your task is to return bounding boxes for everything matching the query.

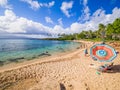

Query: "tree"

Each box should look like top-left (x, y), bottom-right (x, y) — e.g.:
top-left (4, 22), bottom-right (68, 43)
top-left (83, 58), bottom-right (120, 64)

top-left (112, 18), bottom-right (120, 34)
top-left (87, 30), bottom-right (93, 39)
top-left (106, 18), bottom-right (120, 40)
top-left (106, 24), bottom-right (114, 39)
top-left (78, 31), bottom-right (86, 39)
top-left (98, 24), bottom-right (106, 41)
top-left (99, 24), bottom-right (106, 34)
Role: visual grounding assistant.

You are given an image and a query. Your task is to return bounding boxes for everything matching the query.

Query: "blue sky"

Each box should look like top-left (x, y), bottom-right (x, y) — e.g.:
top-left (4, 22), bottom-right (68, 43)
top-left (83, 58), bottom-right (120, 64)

top-left (0, 0), bottom-right (120, 38)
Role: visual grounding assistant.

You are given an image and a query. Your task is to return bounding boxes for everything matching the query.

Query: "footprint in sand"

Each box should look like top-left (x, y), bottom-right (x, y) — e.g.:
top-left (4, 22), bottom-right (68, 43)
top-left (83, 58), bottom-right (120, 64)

top-left (60, 83), bottom-right (66, 90)
top-left (68, 84), bottom-right (74, 90)
top-left (84, 83), bottom-right (90, 90)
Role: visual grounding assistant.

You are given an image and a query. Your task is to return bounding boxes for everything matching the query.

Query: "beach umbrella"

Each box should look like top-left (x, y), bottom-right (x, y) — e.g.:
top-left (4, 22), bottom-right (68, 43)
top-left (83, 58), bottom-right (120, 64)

top-left (90, 44), bottom-right (117, 62)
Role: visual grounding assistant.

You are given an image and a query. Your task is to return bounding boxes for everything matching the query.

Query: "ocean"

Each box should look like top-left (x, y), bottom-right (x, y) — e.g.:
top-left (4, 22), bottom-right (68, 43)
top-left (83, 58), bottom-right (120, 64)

top-left (0, 39), bottom-right (80, 66)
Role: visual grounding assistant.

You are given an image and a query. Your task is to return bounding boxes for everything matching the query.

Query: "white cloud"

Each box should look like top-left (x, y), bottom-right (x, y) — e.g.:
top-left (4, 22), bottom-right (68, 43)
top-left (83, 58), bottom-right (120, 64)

top-left (0, 7), bottom-right (120, 38)
top-left (0, 9), bottom-right (63, 38)
top-left (58, 18), bottom-right (63, 26)
top-left (78, 0), bottom-right (90, 22)
top-left (78, 7), bottom-right (120, 31)
top-left (0, 0), bottom-right (7, 7)
top-left (45, 16), bottom-right (53, 24)
top-left (0, 0), bottom-right (12, 9)
top-left (20, 0), bottom-right (40, 10)
top-left (0, 10), bottom-right (52, 37)
top-left (29, 0), bottom-right (40, 10)
top-left (45, 1), bottom-right (55, 8)
top-left (21, 0), bottom-right (55, 10)
top-left (60, 1), bottom-right (73, 18)
top-left (64, 7), bottom-right (120, 34)
top-left (79, 6), bottom-right (90, 22)
top-left (83, 0), bottom-right (88, 6)
top-left (39, 1), bottom-right (55, 8)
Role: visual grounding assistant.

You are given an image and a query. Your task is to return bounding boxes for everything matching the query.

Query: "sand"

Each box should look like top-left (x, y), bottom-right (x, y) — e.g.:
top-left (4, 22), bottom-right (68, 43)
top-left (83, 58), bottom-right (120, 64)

top-left (0, 40), bottom-right (120, 90)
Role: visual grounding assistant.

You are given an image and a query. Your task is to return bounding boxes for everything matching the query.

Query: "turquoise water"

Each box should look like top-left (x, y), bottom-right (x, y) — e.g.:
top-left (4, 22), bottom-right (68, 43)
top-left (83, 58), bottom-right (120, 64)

top-left (0, 39), bottom-right (80, 65)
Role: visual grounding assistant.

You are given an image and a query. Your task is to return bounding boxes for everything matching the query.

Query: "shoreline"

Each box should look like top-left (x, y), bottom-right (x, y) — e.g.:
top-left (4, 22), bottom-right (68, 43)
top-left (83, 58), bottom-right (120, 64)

top-left (0, 40), bottom-right (85, 72)
top-left (0, 40), bottom-right (120, 90)
top-left (0, 40), bottom-right (82, 71)
top-left (0, 48), bottom-right (83, 72)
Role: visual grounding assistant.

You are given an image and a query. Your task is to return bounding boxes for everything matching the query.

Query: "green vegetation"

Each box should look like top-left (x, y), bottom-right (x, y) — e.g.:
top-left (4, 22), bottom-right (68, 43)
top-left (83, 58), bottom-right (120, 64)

top-left (55, 18), bottom-right (120, 41)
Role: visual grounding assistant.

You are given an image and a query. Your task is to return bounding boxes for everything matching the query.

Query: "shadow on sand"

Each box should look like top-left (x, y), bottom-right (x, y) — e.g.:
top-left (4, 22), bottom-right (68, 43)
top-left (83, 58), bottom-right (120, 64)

top-left (106, 64), bottom-right (120, 73)
top-left (60, 83), bottom-right (66, 90)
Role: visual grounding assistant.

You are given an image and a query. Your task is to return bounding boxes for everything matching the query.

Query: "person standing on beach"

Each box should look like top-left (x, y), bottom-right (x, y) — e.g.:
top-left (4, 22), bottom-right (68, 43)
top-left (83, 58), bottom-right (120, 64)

top-left (84, 48), bottom-right (88, 57)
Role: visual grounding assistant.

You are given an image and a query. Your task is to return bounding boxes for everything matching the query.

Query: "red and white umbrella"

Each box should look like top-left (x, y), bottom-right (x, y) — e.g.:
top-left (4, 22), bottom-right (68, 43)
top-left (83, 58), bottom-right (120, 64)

top-left (90, 44), bottom-right (117, 62)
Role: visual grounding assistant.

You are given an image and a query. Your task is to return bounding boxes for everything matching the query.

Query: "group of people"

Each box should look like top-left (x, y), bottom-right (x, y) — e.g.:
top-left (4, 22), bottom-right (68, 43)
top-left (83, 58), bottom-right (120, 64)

top-left (89, 63), bottom-right (114, 73)
top-left (83, 43), bottom-right (115, 73)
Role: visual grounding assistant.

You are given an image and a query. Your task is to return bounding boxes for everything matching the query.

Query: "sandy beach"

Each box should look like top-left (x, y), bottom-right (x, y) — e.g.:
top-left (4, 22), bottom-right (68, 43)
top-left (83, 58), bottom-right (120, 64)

top-left (0, 40), bottom-right (120, 90)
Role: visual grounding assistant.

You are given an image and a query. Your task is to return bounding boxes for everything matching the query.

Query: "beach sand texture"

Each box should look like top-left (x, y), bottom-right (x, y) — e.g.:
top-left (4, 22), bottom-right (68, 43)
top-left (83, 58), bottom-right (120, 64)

top-left (0, 41), bottom-right (120, 90)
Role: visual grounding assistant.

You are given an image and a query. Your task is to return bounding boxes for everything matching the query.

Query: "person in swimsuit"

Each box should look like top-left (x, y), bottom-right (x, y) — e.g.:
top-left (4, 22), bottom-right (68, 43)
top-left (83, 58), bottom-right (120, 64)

top-left (84, 48), bottom-right (88, 57)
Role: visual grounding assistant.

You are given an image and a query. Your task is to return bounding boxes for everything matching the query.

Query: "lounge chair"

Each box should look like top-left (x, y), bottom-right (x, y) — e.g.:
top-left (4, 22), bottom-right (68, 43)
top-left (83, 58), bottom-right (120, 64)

top-left (97, 62), bottom-right (114, 72)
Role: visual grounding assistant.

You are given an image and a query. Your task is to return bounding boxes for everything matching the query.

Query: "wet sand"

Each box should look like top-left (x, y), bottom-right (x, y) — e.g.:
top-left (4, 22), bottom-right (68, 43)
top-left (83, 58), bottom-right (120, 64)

top-left (0, 40), bottom-right (120, 90)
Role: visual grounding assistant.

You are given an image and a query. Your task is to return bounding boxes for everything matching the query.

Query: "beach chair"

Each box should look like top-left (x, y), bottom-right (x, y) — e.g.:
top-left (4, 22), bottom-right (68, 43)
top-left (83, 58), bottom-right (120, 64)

top-left (97, 62), bottom-right (114, 72)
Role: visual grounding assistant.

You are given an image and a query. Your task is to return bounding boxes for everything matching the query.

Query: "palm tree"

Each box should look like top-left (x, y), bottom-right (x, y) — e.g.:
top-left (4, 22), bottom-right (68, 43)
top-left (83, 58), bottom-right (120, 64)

top-left (98, 24), bottom-right (106, 41)
top-left (88, 30), bottom-right (93, 39)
